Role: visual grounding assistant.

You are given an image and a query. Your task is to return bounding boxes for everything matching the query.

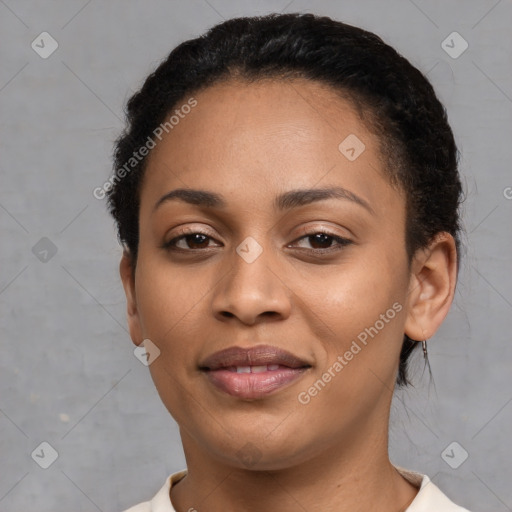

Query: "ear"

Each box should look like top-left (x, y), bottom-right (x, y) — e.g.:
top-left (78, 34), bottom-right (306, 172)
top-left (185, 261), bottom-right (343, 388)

top-left (119, 251), bottom-right (144, 347)
top-left (404, 232), bottom-right (458, 341)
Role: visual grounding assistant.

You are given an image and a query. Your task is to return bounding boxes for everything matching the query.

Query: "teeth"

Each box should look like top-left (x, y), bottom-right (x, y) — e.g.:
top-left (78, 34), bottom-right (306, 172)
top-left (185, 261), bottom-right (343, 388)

top-left (232, 365), bottom-right (282, 373)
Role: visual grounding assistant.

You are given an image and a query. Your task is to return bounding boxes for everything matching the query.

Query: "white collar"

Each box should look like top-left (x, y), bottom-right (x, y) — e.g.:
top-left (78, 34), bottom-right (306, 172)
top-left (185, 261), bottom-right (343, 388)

top-left (125, 466), bottom-right (470, 512)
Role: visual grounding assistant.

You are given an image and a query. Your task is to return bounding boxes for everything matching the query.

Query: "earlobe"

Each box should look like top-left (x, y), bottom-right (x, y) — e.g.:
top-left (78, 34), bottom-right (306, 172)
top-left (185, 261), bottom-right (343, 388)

top-left (119, 251), bottom-right (144, 346)
top-left (404, 233), bottom-right (458, 341)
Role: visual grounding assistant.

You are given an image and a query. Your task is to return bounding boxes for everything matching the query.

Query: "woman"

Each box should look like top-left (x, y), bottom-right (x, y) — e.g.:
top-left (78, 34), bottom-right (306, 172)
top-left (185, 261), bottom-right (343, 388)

top-left (108, 12), bottom-right (470, 511)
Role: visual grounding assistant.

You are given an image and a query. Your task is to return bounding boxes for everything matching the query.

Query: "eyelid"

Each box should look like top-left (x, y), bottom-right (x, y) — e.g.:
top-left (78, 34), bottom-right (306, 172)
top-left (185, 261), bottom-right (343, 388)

top-left (291, 224), bottom-right (352, 242)
top-left (284, 226), bottom-right (353, 254)
top-left (167, 224), bottom-right (218, 239)
top-left (163, 224), bottom-right (353, 252)
top-left (162, 225), bottom-right (223, 249)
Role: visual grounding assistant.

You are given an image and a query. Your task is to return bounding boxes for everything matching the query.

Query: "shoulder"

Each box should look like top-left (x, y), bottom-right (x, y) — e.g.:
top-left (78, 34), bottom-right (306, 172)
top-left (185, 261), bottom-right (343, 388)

top-left (121, 470), bottom-right (187, 512)
top-left (395, 466), bottom-right (472, 511)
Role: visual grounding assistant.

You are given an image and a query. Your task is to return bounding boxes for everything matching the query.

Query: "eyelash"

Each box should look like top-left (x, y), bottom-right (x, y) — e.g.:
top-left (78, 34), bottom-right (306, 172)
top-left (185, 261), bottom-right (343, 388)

top-left (162, 228), bottom-right (352, 255)
top-left (293, 228), bottom-right (352, 253)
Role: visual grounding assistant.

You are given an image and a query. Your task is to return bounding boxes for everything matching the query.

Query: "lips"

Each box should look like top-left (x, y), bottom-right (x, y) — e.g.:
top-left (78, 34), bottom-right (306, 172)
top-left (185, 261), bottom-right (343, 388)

top-left (200, 345), bottom-right (311, 399)
top-left (200, 345), bottom-right (310, 370)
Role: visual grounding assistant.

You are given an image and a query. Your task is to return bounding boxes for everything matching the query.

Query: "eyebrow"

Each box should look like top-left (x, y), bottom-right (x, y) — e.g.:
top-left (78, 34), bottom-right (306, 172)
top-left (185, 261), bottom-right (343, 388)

top-left (153, 186), bottom-right (374, 215)
top-left (275, 187), bottom-right (374, 214)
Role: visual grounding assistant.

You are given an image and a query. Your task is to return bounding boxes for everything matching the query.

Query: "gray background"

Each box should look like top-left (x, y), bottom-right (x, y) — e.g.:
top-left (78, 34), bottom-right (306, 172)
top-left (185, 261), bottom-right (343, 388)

top-left (0, 0), bottom-right (511, 510)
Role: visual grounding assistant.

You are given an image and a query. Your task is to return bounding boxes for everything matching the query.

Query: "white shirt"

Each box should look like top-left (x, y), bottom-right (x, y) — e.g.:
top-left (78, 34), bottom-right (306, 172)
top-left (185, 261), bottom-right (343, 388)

top-left (123, 466), bottom-right (471, 511)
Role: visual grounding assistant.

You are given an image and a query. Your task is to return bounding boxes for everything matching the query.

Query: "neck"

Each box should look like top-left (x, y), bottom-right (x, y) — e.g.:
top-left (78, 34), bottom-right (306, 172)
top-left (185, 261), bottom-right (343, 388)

top-left (170, 423), bottom-right (418, 512)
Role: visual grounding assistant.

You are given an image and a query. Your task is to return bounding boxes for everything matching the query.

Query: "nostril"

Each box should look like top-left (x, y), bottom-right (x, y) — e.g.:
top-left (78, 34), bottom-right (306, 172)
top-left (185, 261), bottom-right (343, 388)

top-left (262, 311), bottom-right (279, 318)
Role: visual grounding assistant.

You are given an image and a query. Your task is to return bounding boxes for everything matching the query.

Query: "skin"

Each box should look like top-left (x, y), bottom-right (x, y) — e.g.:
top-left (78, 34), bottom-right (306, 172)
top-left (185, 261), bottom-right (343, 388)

top-left (120, 78), bottom-right (458, 512)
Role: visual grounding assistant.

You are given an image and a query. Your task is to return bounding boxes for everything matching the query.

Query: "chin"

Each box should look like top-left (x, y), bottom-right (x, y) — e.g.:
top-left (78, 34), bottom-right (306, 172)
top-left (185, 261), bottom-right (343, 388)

top-left (202, 428), bottom-right (314, 472)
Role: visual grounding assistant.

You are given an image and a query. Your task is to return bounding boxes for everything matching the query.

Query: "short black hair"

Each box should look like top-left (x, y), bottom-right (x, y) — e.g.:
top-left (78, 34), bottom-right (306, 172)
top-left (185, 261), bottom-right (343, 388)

top-left (107, 13), bottom-right (463, 387)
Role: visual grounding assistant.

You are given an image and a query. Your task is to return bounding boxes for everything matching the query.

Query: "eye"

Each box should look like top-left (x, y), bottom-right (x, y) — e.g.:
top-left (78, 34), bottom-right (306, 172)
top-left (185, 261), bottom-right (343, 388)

top-left (289, 230), bottom-right (352, 252)
top-left (163, 231), bottom-right (222, 251)
top-left (162, 229), bottom-right (351, 253)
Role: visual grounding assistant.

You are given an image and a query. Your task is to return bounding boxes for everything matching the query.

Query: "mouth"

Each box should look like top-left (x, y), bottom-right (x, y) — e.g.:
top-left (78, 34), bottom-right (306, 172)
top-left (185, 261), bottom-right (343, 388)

top-left (199, 345), bottom-right (312, 400)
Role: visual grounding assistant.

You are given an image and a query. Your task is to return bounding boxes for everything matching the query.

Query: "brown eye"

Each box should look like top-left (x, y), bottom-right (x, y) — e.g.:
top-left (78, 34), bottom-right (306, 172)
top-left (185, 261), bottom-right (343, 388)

top-left (164, 232), bottom-right (221, 251)
top-left (182, 233), bottom-right (210, 249)
top-left (291, 231), bottom-right (352, 252)
top-left (308, 233), bottom-right (335, 249)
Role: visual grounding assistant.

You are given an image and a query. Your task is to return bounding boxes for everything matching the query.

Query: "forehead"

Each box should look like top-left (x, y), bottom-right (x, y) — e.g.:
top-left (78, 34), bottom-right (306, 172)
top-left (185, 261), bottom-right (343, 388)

top-left (140, 78), bottom-right (396, 212)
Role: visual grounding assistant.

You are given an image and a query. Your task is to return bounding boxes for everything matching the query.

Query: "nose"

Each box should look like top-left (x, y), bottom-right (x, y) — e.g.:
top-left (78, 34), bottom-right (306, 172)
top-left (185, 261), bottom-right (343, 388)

top-left (211, 242), bottom-right (292, 326)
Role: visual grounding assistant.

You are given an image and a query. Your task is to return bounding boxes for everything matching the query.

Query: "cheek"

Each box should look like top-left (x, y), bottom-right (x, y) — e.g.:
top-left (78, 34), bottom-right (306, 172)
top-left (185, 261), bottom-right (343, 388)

top-left (299, 249), bottom-right (409, 383)
top-left (134, 257), bottom-right (208, 419)
top-left (301, 256), bottom-right (405, 332)
top-left (134, 256), bottom-right (210, 370)
top-left (136, 254), bottom-right (197, 330)
top-left (294, 278), bottom-right (406, 426)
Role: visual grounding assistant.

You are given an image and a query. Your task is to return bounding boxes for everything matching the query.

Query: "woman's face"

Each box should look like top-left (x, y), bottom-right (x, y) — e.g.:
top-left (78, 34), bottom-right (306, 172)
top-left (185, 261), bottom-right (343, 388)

top-left (123, 78), bottom-right (419, 469)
